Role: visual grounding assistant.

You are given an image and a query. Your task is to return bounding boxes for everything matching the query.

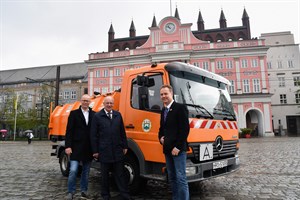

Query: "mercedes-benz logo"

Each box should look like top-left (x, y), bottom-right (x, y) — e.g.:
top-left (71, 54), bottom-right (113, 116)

top-left (215, 136), bottom-right (223, 152)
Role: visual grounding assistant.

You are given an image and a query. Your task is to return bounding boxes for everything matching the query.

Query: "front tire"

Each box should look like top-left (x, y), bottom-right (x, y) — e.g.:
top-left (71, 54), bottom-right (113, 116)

top-left (124, 154), bottom-right (147, 194)
top-left (59, 151), bottom-right (70, 177)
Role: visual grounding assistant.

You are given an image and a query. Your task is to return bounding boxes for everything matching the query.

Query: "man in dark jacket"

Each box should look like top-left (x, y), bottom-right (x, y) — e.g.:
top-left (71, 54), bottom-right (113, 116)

top-left (65, 94), bottom-right (95, 200)
top-left (158, 84), bottom-right (190, 200)
top-left (90, 96), bottom-right (130, 200)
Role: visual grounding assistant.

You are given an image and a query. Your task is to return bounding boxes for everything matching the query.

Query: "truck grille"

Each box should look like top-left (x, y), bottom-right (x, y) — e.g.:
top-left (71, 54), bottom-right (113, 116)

top-left (189, 140), bottom-right (237, 163)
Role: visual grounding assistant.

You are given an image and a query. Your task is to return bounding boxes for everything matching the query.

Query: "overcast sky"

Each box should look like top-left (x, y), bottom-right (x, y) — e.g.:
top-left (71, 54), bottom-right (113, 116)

top-left (1, 0), bottom-right (299, 71)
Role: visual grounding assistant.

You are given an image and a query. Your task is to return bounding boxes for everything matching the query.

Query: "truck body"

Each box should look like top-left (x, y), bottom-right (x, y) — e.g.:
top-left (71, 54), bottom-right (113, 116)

top-left (49, 62), bottom-right (240, 193)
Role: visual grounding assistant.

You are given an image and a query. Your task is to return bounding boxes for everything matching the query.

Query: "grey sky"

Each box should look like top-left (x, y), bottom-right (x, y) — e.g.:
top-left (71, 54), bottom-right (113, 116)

top-left (1, 0), bottom-right (299, 71)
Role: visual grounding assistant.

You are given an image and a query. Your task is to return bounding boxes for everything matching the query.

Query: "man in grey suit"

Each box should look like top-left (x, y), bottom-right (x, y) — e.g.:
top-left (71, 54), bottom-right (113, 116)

top-left (158, 84), bottom-right (190, 200)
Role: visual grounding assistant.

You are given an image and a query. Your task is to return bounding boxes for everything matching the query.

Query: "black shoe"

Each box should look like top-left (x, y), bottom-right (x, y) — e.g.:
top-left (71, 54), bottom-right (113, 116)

top-left (81, 192), bottom-right (90, 199)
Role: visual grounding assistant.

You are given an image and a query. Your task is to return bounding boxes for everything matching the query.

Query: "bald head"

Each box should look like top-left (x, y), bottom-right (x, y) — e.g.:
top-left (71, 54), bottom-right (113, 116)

top-left (103, 96), bottom-right (114, 112)
top-left (80, 94), bottom-right (91, 110)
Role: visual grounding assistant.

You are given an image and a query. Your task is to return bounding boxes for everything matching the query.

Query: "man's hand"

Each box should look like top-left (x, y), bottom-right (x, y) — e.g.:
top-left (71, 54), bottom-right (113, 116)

top-left (172, 147), bottom-right (180, 156)
top-left (123, 149), bottom-right (128, 155)
top-left (93, 153), bottom-right (99, 160)
top-left (65, 148), bottom-right (72, 156)
top-left (160, 136), bottom-right (165, 145)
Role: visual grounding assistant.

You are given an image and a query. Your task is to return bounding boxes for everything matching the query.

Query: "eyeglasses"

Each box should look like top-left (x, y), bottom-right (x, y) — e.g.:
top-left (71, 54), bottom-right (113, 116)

top-left (81, 100), bottom-right (90, 103)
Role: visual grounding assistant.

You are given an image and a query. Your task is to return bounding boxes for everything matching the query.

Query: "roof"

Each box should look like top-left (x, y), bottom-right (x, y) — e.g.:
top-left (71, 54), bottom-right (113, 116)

top-left (0, 62), bottom-right (87, 85)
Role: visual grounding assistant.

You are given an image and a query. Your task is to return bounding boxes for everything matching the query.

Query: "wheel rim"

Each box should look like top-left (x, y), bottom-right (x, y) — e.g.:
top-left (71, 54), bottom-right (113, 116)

top-left (61, 154), bottom-right (68, 171)
top-left (124, 163), bottom-right (134, 185)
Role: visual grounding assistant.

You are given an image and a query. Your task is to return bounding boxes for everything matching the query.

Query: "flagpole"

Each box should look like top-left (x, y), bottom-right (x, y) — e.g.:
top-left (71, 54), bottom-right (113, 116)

top-left (13, 92), bottom-right (18, 141)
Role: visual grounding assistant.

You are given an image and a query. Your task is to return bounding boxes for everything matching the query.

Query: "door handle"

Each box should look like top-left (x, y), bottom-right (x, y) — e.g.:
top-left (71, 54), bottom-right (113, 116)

top-left (126, 124), bottom-right (135, 129)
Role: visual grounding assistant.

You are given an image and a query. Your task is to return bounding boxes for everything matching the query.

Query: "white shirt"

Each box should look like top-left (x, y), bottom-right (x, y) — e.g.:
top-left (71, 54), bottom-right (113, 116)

top-left (81, 108), bottom-right (89, 125)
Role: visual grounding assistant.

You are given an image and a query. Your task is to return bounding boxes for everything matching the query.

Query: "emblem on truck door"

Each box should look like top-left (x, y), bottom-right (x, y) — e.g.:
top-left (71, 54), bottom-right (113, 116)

top-left (215, 136), bottom-right (223, 152)
top-left (142, 119), bottom-right (151, 132)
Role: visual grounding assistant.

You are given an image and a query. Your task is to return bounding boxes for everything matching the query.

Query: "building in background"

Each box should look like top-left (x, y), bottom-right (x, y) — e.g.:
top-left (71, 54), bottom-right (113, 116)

top-left (0, 63), bottom-right (88, 136)
top-left (86, 8), bottom-right (273, 136)
top-left (260, 32), bottom-right (300, 136)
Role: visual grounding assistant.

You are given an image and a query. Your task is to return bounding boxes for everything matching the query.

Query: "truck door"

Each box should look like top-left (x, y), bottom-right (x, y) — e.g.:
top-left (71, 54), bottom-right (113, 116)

top-left (124, 73), bottom-right (166, 163)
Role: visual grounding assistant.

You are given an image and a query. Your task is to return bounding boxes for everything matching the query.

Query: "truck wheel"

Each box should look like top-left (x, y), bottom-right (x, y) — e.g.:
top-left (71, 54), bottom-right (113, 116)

top-left (124, 154), bottom-right (147, 194)
top-left (59, 151), bottom-right (70, 177)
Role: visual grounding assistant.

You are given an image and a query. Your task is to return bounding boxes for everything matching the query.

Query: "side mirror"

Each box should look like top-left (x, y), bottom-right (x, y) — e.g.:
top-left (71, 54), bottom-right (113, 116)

top-left (138, 87), bottom-right (149, 110)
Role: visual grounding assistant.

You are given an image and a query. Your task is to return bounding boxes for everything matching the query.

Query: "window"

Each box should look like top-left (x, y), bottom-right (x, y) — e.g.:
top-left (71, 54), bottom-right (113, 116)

top-left (253, 79), bottom-right (261, 93)
top-left (226, 60), bottom-right (233, 69)
top-left (278, 77), bottom-right (285, 87)
top-left (71, 91), bottom-right (77, 99)
top-left (193, 62), bottom-right (200, 67)
top-left (241, 59), bottom-right (248, 68)
top-left (296, 93), bottom-right (300, 104)
top-left (243, 79), bottom-right (250, 93)
top-left (293, 76), bottom-right (300, 86)
top-left (64, 91), bottom-right (70, 99)
top-left (115, 68), bottom-right (121, 76)
top-left (267, 62), bottom-right (272, 69)
top-left (61, 80), bottom-right (71, 84)
top-left (203, 61), bottom-right (209, 70)
top-left (95, 70), bottom-right (100, 78)
top-left (217, 61), bottom-right (223, 69)
top-left (280, 94), bottom-right (287, 104)
top-left (102, 87), bottom-right (108, 93)
top-left (277, 60), bottom-right (283, 69)
top-left (228, 80), bottom-right (235, 94)
top-left (59, 92), bottom-right (63, 99)
top-left (131, 74), bottom-right (163, 111)
top-left (103, 69), bottom-right (109, 77)
top-left (27, 95), bottom-right (33, 102)
top-left (251, 59), bottom-right (258, 67)
top-left (288, 60), bottom-right (294, 68)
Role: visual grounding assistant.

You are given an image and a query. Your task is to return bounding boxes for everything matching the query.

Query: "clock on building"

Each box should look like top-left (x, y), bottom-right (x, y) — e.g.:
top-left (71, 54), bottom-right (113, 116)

top-left (164, 22), bottom-right (176, 34)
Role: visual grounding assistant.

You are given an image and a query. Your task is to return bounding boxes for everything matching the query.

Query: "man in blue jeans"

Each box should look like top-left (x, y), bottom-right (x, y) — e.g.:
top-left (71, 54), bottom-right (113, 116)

top-left (65, 94), bottom-right (95, 200)
top-left (158, 85), bottom-right (190, 200)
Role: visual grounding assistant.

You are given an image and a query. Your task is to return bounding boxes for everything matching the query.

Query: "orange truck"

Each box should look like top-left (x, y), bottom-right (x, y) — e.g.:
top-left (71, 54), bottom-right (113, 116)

top-left (49, 62), bottom-right (240, 193)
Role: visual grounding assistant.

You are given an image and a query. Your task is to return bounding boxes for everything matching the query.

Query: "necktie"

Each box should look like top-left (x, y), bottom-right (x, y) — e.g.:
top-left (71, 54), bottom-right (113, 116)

top-left (107, 112), bottom-right (112, 119)
top-left (163, 107), bottom-right (168, 122)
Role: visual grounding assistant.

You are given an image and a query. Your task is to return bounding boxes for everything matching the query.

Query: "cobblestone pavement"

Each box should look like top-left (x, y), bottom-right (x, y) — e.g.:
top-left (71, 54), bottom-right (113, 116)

top-left (0, 137), bottom-right (299, 200)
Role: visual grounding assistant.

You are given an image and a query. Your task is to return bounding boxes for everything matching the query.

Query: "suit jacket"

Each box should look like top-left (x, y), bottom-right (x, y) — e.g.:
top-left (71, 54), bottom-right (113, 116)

top-left (158, 102), bottom-right (190, 154)
top-left (90, 109), bottom-right (128, 163)
top-left (65, 106), bottom-right (95, 161)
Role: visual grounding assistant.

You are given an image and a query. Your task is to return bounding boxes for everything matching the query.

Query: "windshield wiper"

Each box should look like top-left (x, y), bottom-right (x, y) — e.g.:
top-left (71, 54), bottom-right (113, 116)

top-left (213, 108), bottom-right (236, 121)
top-left (184, 103), bottom-right (214, 119)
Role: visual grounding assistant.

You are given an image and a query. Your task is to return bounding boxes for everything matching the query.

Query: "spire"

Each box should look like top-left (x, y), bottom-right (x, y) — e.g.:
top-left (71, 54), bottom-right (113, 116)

top-left (174, 6), bottom-right (180, 21)
top-left (151, 15), bottom-right (157, 27)
top-left (242, 7), bottom-right (251, 39)
top-left (197, 10), bottom-right (204, 31)
top-left (242, 8), bottom-right (249, 19)
top-left (129, 19), bottom-right (136, 37)
top-left (108, 23), bottom-right (114, 33)
top-left (219, 9), bottom-right (227, 28)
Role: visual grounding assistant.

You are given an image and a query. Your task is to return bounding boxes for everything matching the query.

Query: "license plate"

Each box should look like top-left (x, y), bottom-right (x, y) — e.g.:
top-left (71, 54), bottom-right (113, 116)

top-left (213, 160), bottom-right (228, 169)
top-left (199, 143), bottom-right (213, 161)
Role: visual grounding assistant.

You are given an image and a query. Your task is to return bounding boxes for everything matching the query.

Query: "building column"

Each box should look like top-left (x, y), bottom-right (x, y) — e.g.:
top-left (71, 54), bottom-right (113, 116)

top-left (260, 56), bottom-right (268, 93)
top-left (237, 104), bottom-right (245, 129)
top-left (263, 103), bottom-right (274, 136)
top-left (210, 59), bottom-right (215, 73)
top-left (234, 58), bottom-right (242, 94)
top-left (109, 68), bottom-right (114, 92)
top-left (89, 71), bottom-right (94, 95)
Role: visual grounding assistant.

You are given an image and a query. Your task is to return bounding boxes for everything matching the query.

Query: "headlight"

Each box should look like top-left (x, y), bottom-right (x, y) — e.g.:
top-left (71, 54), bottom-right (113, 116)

top-left (186, 166), bottom-right (197, 176)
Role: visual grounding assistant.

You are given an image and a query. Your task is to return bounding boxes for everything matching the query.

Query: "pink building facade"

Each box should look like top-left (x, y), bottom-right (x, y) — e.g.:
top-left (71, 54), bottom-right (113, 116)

top-left (86, 11), bottom-right (273, 136)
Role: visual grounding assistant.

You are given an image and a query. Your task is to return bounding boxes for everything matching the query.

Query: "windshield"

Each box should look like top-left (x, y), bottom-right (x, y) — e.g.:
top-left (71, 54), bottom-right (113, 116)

top-left (169, 70), bottom-right (236, 120)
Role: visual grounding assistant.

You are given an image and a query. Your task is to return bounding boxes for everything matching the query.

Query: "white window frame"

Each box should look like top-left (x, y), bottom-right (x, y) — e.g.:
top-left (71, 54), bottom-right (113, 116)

top-left (228, 80), bottom-right (235, 94)
top-left (253, 79), bottom-right (261, 93)
top-left (280, 94), bottom-right (287, 104)
top-left (241, 59), bottom-right (248, 68)
top-left (251, 59), bottom-right (258, 67)
top-left (71, 90), bottom-right (77, 99)
top-left (278, 77), bottom-right (285, 87)
top-left (226, 60), bottom-right (233, 69)
top-left (277, 60), bottom-right (283, 69)
top-left (242, 79), bottom-right (250, 93)
top-left (217, 61), bottom-right (223, 69)
top-left (115, 68), bottom-right (121, 76)
top-left (64, 91), bottom-right (70, 99)
top-left (288, 60), bottom-right (294, 68)
top-left (203, 61), bottom-right (209, 70)
top-left (103, 69), bottom-right (109, 77)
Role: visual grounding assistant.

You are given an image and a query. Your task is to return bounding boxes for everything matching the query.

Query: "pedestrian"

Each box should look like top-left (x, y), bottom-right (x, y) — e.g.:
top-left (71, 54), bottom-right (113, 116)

top-left (158, 84), bottom-right (190, 200)
top-left (90, 96), bottom-right (131, 200)
top-left (27, 132), bottom-right (34, 144)
top-left (65, 94), bottom-right (95, 200)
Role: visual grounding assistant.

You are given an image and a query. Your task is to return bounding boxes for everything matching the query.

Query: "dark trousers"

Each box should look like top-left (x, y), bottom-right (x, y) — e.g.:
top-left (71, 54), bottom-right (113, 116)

top-left (100, 161), bottom-right (130, 200)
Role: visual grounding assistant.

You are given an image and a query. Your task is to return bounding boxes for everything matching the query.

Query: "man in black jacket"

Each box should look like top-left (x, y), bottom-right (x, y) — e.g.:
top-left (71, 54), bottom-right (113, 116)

top-left (158, 84), bottom-right (190, 200)
top-left (65, 94), bottom-right (95, 200)
top-left (90, 96), bottom-right (130, 200)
